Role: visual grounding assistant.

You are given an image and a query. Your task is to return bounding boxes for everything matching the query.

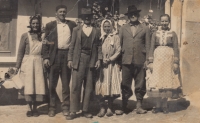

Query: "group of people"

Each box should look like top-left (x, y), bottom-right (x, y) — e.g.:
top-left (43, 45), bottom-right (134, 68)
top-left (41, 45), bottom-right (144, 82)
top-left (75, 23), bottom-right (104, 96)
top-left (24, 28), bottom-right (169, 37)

top-left (15, 4), bottom-right (181, 120)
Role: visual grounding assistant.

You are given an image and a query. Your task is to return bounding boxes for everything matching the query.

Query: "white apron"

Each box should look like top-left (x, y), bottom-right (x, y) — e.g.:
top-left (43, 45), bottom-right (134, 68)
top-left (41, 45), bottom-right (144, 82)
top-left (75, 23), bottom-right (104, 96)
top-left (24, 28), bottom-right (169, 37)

top-left (20, 33), bottom-right (45, 95)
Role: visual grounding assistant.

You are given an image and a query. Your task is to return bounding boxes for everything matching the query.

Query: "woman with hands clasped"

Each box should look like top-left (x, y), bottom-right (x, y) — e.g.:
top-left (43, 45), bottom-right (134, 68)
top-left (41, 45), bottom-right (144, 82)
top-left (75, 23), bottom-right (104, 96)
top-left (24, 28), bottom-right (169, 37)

top-left (95, 19), bottom-right (121, 117)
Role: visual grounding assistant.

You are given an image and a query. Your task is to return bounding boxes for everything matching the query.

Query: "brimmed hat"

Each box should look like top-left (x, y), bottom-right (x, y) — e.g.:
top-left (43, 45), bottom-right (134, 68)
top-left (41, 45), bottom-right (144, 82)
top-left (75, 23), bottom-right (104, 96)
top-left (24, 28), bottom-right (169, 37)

top-left (79, 7), bottom-right (93, 19)
top-left (124, 5), bottom-right (141, 16)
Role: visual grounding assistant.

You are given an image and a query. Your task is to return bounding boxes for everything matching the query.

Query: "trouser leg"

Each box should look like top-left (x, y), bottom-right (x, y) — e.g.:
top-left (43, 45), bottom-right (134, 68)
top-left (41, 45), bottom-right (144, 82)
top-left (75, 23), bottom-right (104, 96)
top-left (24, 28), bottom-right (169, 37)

top-left (70, 54), bottom-right (87, 112)
top-left (133, 64), bottom-right (146, 102)
top-left (82, 68), bottom-right (94, 112)
top-left (121, 64), bottom-right (134, 108)
top-left (49, 62), bottom-right (60, 111)
top-left (60, 51), bottom-right (71, 111)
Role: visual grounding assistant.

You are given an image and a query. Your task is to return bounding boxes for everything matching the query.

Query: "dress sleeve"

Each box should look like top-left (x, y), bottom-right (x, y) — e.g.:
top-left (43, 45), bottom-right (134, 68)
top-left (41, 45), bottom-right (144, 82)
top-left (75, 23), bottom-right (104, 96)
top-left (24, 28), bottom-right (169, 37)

top-left (16, 34), bottom-right (26, 69)
top-left (109, 35), bottom-right (121, 61)
top-left (145, 25), bottom-right (151, 60)
top-left (149, 32), bottom-right (156, 63)
top-left (172, 31), bottom-right (179, 64)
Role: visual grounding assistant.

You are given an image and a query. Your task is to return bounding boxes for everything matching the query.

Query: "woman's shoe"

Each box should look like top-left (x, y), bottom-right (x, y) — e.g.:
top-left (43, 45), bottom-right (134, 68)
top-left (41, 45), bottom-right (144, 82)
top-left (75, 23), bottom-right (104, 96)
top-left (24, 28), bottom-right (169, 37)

top-left (33, 110), bottom-right (39, 117)
top-left (152, 108), bottom-right (162, 114)
top-left (26, 111), bottom-right (33, 117)
top-left (97, 108), bottom-right (106, 117)
top-left (106, 108), bottom-right (113, 117)
top-left (162, 107), bottom-right (169, 114)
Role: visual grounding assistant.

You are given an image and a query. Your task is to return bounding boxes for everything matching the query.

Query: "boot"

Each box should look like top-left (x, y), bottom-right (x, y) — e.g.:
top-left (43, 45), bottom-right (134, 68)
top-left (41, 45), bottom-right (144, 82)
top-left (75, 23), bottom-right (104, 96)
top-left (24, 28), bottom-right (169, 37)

top-left (136, 100), bottom-right (147, 114)
top-left (106, 98), bottom-right (114, 117)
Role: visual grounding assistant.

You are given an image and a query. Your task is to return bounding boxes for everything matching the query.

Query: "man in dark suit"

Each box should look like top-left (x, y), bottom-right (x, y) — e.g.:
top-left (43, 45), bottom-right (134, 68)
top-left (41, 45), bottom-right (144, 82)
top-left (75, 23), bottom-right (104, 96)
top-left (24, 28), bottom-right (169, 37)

top-left (66, 7), bottom-right (102, 120)
top-left (116, 5), bottom-right (151, 115)
top-left (42, 5), bottom-right (76, 117)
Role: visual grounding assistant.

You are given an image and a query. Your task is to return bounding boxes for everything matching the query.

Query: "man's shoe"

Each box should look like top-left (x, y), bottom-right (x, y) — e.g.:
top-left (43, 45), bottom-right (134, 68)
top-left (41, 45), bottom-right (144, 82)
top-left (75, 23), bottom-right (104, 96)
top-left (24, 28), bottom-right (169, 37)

top-left (115, 106), bottom-right (132, 115)
top-left (48, 110), bottom-right (56, 117)
top-left (62, 110), bottom-right (70, 116)
top-left (83, 111), bottom-right (93, 118)
top-left (33, 110), bottom-right (39, 117)
top-left (66, 112), bottom-right (76, 120)
top-left (136, 107), bottom-right (147, 114)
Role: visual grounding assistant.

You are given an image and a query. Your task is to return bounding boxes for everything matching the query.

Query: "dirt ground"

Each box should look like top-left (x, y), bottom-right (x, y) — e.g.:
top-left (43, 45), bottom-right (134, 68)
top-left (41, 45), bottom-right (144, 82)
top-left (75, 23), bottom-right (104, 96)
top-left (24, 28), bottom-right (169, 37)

top-left (0, 87), bottom-right (200, 123)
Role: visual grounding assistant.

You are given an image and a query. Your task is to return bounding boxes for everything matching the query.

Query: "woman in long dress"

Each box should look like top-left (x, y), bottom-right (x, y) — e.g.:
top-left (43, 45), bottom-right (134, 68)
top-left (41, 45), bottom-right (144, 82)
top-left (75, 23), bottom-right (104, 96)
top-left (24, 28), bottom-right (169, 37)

top-left (15, 15), bottom-right (46, 117)
top-left (147, 14), bottom-right (181, 114)
top-left (95, 19), bottom-right (121, 117)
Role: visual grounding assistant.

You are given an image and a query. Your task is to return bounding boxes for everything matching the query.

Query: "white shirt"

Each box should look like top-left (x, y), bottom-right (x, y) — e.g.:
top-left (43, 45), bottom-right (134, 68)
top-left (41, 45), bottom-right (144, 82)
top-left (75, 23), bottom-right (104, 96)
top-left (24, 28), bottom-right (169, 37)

top-left (57, 21), bottom-right (71, 49)
top-left (82, 24), bottom-right (93, 37)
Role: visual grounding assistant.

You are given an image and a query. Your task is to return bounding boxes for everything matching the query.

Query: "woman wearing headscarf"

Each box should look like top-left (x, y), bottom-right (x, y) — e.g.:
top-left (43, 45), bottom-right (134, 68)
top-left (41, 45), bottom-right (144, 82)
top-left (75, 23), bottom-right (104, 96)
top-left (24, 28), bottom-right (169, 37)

top-left (15, 15), bottom-right (46, 117)
top-left (95, 19), bottom-right (121, 117)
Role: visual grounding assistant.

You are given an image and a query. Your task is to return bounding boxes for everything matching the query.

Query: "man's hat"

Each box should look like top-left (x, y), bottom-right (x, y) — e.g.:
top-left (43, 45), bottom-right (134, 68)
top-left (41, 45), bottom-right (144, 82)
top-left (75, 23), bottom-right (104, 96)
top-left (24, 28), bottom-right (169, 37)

top-left (124, 5), bottom-right (141, 16)
top-left (79, 7), bottom-right (93, 19)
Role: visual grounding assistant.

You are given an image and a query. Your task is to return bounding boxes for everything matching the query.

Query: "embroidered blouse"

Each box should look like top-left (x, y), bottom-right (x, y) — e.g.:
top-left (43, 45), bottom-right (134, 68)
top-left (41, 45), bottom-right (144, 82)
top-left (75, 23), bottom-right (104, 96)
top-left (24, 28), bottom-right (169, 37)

top-left (149, 30), bottom-right (179, 64)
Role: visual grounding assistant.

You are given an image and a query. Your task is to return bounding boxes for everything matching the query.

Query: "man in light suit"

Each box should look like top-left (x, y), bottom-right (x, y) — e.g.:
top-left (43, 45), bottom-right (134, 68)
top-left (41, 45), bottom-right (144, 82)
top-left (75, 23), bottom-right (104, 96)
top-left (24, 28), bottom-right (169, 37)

top-left (42, 5), bottom-right (76, 117)
top-left (66, 7), bottom-right (102, 120)
top-left (116, 5), bottom-right (151, 115)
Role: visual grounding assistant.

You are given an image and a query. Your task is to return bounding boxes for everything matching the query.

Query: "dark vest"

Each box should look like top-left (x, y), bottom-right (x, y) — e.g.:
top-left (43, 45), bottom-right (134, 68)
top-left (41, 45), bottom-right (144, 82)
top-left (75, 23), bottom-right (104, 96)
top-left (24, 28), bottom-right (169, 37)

top-left (81, 30), bottom-right (93, 50)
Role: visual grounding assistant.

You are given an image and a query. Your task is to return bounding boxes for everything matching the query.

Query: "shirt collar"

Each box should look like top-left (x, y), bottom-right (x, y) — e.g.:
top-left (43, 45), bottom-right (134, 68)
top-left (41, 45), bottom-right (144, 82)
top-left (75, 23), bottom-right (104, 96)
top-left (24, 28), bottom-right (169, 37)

top-left (56, 17), bottom-right (66, 24)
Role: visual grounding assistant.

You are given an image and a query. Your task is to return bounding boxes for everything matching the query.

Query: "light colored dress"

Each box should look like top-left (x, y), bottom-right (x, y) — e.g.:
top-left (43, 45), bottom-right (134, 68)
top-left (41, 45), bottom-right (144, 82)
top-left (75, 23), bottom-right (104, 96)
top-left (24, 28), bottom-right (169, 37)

top-left (147, 29), bottom-right (181, 98)
top-left (19, 32), bottom-right (46, 101)
top-left (95, 33), bottom-right (122, 96)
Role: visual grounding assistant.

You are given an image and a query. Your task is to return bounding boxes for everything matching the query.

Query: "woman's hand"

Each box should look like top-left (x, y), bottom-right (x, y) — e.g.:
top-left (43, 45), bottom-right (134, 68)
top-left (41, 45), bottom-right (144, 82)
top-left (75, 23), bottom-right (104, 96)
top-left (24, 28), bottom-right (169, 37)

top-left (43, 59), bottom-right (50, 68)
top-left (147, 63), bottom-right (153, 72)
top-left (173, 63), bottom-right (179, 74)
top-left (13, 67), bottom-right (19, 74)
top-left (103, 58), bottom-right (110, 66)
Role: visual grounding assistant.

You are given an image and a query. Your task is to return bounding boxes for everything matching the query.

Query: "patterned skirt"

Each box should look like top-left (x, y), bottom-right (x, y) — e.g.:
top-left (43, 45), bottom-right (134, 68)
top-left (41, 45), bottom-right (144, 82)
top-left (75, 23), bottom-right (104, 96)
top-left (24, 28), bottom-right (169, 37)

top-left (146, 46), bottom-right (181, 98)
top-left (95, 62), bottom-right (122, 97)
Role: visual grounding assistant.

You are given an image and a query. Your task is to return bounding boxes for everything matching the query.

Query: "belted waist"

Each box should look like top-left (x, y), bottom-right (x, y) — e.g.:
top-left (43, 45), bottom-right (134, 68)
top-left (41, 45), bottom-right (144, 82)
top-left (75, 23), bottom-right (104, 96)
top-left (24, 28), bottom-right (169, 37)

top-left (24, 54), bottom-right (41, 57)
top-left (81, 49), bottom-right (91, 55)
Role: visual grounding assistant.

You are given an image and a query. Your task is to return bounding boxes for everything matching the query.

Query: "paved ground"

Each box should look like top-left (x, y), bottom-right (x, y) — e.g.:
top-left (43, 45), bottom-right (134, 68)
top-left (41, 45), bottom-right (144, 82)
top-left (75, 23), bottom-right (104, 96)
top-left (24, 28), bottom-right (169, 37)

top-left (0, 88), bottom-right (199, 123)
top-left (0, 82), bottom-right (200, 123)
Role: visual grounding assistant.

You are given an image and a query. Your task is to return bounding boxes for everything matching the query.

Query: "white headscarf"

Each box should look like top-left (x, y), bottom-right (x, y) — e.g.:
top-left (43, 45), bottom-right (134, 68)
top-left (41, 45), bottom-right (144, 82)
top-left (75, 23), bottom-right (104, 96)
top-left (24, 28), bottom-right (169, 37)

top-left (100, 19), bottom-right (117, 41)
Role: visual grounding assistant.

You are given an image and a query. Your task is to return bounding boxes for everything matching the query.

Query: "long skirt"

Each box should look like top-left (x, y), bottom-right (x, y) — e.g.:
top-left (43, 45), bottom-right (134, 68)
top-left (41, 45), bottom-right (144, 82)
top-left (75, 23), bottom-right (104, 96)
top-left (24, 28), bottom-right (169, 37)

top-left (95, 62), bottom-right (121, 97)
top-left (20, 55), bottom-right (46, 102)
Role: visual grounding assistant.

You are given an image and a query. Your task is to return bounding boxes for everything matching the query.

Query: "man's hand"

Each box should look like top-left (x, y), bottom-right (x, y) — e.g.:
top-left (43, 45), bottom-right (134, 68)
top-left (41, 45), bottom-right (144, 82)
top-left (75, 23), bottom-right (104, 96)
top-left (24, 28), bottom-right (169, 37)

top-left (173, 63), bottom-right (179, 74)
top-left (44, 59), bottom-right (50, 68)
top-left (95, 60), bottom-right (101, 69)
top-left (68, 61), bottom-right (73, 69)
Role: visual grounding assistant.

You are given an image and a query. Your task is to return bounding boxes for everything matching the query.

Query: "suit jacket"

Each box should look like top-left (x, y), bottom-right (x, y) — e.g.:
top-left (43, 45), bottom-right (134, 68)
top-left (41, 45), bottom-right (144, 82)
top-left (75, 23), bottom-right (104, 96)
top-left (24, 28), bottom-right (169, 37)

top-left (42, 20), bottom-right (76, 65)
top-left (68, 25), bottom-right (102, 69)
top-left (119, 23), bottom-right (151, 65)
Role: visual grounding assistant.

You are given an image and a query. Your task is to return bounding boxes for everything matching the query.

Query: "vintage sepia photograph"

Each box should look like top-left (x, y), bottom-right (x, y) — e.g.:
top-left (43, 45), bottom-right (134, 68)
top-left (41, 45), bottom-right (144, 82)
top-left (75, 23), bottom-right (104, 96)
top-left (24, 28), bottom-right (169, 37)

top-left (0, 0), bottom-right (199, 122)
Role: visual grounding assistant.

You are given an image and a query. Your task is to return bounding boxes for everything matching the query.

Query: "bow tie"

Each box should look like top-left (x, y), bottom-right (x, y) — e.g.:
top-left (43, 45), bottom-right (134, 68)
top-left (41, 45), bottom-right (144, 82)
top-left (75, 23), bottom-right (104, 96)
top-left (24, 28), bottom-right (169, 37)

top-left (130, 21), bottom-right (139, 26)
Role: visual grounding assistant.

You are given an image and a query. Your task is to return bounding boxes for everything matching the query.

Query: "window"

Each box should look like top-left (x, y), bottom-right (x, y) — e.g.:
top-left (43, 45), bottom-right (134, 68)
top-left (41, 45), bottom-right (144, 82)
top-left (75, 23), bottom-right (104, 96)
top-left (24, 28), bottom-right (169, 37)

top-left (0, 0), bottom-right (18, 57)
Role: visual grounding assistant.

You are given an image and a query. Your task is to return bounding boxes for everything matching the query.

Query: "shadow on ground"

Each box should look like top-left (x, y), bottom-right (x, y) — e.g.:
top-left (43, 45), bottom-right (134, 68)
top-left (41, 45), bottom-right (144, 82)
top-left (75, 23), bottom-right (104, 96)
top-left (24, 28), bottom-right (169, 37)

top-left (0, 86), bottom-right (26, 105)
top-left (0, 86), bottom-right (190, 116)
